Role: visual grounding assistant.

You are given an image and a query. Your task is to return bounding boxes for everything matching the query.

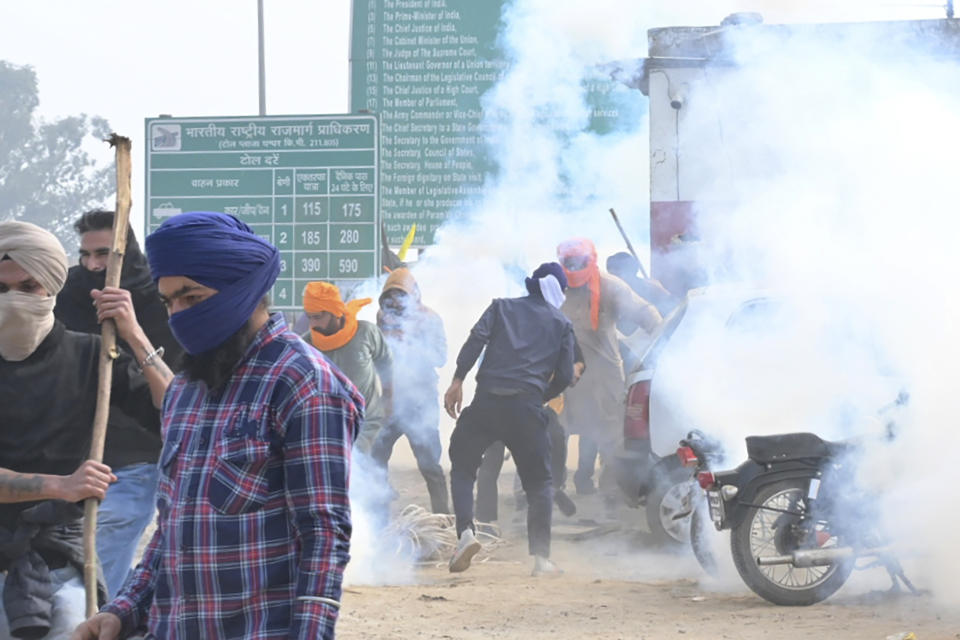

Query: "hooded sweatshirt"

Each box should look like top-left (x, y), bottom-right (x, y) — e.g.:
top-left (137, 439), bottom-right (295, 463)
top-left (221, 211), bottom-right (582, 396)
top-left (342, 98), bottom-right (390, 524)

top-left (376, 269), bottom-right (446, 414)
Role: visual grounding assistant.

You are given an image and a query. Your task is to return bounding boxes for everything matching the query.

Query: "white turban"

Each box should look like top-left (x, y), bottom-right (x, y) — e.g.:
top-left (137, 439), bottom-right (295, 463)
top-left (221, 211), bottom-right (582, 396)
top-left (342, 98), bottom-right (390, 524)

top-left (0, 220), bottom-right (69, 294)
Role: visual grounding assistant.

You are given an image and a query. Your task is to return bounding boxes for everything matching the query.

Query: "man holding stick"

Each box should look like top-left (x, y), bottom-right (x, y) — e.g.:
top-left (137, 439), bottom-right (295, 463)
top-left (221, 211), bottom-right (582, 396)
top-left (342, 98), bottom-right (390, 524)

top-left (0, 221), bottom-right (169, 640)
top-left (72, 212), bottom-right (362, 640)
top-left (56, 210), bottom-right (183, 598)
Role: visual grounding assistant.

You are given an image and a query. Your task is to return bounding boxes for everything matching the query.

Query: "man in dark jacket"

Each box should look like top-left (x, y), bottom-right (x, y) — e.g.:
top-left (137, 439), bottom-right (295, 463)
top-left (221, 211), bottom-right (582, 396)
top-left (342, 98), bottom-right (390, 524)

top-left (371, 268), bottom-right (450, 513)
top-left (55, 210), bottom-right (183, 598)
top-left (0, 221), bottom-right (171, 639)
top-left (475, 338), bottom-right (585, 522)
top-left (444, 262), bottom-right (575, 576)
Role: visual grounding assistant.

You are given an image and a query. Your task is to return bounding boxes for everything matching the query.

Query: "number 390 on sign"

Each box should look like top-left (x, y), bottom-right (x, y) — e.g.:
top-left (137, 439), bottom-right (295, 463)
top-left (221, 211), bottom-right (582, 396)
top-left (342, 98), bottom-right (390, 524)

top-left (300, 257), bottom-right (324, 273)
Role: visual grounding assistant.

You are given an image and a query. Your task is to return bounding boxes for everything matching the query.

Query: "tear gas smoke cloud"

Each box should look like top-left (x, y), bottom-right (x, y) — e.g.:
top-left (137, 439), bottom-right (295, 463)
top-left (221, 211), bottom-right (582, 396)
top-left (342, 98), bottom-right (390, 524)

top-left (344, 451), bottom-right (417, 586)
top-left (647, 24), bottom-right (960, 604)
top-left (348, 0), bottom-right (960, 600)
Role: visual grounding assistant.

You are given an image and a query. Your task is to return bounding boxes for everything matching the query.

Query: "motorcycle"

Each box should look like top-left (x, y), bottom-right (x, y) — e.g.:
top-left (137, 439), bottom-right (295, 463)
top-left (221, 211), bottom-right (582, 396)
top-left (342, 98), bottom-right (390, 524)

top-left (674, 430), bottom-right (725, 574)
top-left (614, 427), bottom-right (724, 548)
top-left (689, 394), bottom-right (916, 605)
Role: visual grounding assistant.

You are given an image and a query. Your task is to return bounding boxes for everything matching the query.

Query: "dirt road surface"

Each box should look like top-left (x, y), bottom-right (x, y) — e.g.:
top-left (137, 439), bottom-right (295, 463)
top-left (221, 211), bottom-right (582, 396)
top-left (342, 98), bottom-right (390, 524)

top-left (337, 468), bottom-right (960, 640)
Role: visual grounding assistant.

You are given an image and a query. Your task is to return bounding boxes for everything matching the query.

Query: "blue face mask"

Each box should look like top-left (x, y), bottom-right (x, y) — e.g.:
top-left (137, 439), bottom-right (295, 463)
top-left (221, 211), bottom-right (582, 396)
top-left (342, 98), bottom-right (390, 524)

top-left (146, 212), bottom-right (281, 355)
top-left (167, 256), bottom-right (279, 354)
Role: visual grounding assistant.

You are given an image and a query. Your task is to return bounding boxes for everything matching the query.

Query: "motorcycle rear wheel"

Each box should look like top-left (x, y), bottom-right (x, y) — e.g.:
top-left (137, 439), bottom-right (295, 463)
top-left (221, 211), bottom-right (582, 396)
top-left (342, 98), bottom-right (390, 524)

top-left (730, 478), bottom-right (854, 606)
top-left (645, 461), bottom-right (696, 546)
top-left (690, 496), bottom-right (719, 576)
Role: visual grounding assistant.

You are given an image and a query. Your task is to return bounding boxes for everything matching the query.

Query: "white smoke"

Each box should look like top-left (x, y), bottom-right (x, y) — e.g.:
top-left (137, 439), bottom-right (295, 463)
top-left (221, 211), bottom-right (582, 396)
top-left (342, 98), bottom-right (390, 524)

top-left (351, 0), bottom-right (960, 603)
top-left (343, 450), bottom-right (417, 586)
top-left (646, 22), bottom-right (960, 604)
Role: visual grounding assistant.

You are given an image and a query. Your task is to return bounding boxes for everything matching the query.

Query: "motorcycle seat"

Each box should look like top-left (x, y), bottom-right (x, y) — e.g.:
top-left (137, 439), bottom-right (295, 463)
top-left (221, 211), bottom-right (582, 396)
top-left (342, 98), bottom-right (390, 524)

top-left (746, 432), bottom-right (849, 463)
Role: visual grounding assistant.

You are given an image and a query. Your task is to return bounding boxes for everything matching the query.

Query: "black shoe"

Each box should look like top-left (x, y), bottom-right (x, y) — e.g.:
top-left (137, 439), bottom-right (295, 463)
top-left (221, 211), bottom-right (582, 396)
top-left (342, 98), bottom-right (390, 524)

top-left (554, 490), bottom-right (577, 517)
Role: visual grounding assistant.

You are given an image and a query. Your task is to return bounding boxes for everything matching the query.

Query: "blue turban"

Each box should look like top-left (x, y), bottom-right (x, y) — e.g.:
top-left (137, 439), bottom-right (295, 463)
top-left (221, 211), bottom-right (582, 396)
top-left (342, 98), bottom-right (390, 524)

top-left (145, 212), bottom-right (280, 354)
top-left (524, 261), bottom-right (568, 296)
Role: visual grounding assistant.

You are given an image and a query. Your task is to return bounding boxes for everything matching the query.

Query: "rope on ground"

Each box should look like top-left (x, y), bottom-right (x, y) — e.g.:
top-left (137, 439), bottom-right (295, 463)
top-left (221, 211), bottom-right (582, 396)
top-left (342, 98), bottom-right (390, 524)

top-left (385, 504), bottom-right (505, 564)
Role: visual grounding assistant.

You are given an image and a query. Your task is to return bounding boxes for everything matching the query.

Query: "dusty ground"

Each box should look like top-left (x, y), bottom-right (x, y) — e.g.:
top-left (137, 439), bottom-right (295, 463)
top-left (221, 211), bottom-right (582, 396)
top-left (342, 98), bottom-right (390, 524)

top-left (337, 465), bottom-right (960, 640)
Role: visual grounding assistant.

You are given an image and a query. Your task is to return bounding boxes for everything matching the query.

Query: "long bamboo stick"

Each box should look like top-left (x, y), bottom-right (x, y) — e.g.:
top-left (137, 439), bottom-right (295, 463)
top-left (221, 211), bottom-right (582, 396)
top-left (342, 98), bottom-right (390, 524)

top-left (83, 134), bottom-right (132, 617)
top-left (609, 207), bottom-right (649, 279)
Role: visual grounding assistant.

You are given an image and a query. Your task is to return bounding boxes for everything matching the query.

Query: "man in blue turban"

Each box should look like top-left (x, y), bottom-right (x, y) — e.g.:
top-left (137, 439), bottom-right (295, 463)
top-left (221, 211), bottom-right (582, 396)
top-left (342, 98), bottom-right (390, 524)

top-left (73, 212), bottom-right (364, 640)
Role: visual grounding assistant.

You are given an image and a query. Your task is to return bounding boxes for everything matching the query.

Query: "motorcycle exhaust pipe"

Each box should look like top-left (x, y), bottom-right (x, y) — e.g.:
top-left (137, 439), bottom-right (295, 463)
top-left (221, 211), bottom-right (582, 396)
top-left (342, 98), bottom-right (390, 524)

top-left (756, 546), bottom-right (891, 568)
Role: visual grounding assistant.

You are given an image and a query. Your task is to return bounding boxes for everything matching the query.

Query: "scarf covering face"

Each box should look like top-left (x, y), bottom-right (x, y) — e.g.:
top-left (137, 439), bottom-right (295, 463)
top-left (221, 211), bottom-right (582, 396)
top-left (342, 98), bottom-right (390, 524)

top-left (377, 267), bottom-right (422, 335)
top-left (523, 262), bottom-right (567, 310)
top-left (145, 212), bottom-right (280, 355)
top-left (73, 231), bottom-right (154, 294)
top-left (0, 221), bottom-right (68, 360)
top-left (303, 281), bottom-right (372, 351)
top-left (0, 292), bottom-right (55, 361)
top-left (538, 274), bottom-right (565, 309)
top-left (557, 238), bottom-right (601, 330)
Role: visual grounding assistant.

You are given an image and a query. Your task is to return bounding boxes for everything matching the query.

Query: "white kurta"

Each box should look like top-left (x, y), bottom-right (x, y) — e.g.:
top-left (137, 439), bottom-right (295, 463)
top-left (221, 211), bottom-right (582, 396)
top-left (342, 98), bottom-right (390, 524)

top-left (560, 272), bottom-right (661, 452)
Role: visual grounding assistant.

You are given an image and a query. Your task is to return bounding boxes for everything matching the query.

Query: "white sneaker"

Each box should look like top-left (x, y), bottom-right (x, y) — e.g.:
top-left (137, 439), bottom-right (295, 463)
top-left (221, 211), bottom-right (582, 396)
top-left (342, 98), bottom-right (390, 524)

top-left (531, 555), bottom-right (563, 577)
top-left (448, 528), bottom-right (482, 573)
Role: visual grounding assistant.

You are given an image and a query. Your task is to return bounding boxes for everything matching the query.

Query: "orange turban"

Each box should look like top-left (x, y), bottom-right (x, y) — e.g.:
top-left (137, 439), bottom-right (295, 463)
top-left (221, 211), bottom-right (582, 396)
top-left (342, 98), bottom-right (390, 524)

top-left (302, 281), bottom-right (372, 351)
top-left (304, 281), bottom-right (347, 315)
top-left (558, 237), bottom-right (601, 330)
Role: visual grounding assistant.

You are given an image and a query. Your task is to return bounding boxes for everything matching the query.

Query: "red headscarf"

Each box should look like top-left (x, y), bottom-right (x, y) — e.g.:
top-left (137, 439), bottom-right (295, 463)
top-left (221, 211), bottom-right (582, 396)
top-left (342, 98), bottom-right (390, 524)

top-left (557, 237), bottom-right (601, 330)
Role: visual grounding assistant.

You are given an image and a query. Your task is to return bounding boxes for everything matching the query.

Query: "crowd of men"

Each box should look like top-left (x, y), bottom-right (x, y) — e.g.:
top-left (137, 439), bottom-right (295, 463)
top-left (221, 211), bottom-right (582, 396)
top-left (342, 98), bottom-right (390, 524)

top-left (0, 210), bottom-right (670, 639)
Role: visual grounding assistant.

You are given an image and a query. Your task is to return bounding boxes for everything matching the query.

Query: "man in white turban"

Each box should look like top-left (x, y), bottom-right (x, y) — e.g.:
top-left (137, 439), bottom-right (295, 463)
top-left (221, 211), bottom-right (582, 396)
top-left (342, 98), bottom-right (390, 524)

top-left (0, 221), bottom-right (172, 640)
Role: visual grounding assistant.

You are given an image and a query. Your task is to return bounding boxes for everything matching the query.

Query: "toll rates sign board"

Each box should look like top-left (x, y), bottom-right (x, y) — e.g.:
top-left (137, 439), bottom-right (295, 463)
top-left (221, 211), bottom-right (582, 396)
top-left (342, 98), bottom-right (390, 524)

top-left (145, 114), bottom-right (379, 309)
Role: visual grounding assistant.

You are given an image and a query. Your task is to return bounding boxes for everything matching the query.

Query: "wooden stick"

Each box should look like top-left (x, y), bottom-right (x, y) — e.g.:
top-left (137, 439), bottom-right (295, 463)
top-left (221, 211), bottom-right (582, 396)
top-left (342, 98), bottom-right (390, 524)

top-left (609, 207), bottom-right (649, 279)
top-left (83, 134), bottom-right (132, 617)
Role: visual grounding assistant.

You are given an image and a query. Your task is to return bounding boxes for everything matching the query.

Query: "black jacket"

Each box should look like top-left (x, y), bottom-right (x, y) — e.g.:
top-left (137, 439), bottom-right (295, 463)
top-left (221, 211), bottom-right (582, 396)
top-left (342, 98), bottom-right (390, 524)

top-left (0, 501), bottom-right (107, 639)
top-left (54, 241), bottom-right (181, 468)
top-left (0, 322), bottom-right (157, 526)
top-left (454, 295), bottom-right (575, 400)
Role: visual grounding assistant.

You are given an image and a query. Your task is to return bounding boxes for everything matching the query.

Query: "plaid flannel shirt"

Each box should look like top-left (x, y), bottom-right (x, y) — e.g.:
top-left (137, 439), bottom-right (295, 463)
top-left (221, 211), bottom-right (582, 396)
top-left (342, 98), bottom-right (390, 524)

top-left (102, 314), bottom-right (363, 639)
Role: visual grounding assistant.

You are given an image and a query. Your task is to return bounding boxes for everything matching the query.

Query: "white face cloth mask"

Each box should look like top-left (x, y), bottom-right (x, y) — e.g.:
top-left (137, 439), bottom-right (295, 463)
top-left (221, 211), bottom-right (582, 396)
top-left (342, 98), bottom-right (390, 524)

top-left (0, 291), bottom-right (56, 361)
top-left (539, 274), bottom-right (566, 309)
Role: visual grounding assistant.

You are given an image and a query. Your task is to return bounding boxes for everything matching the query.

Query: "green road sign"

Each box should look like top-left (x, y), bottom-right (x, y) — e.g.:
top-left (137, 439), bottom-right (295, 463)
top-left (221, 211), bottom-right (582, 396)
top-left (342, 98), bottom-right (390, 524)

top-left (350, 0), bottom-right (646, 247)
top-left (145, 115), bottom-right (379, 310)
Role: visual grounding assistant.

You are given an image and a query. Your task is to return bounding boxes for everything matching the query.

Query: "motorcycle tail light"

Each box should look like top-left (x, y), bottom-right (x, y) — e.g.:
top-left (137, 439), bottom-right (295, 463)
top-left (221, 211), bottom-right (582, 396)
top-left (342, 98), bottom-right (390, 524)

top-left (676, 446), bottom-right (699, 467)
top-left (623, 380), bottom-right (651, 441)
top-left (697, 471), bottom-right (716, 490)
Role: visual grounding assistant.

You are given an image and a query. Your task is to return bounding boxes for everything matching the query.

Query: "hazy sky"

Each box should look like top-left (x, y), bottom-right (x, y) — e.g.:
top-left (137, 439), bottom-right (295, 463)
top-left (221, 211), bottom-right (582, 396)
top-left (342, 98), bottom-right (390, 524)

top-left (1, 0), bottom-right (352, 233)
top-left (0, 0), bottom-right (944, 235)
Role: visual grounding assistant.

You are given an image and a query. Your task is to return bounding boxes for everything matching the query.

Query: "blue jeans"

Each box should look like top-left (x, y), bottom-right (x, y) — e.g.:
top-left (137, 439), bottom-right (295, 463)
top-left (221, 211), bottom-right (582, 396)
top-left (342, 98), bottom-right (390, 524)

top-left (97, 462), bottom-right (159, 598)
top-left (371, 402), bottom-right (450, 514)
top-left (0, 567), bottom-right (85, 639)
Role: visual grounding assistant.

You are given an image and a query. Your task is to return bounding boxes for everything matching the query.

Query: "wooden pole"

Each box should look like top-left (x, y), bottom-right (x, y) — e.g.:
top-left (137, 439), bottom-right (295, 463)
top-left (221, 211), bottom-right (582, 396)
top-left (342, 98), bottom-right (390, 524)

top-left (609, 207), bottom-right (649, 279)
top-left (83, 134), bottom-right (132, 617)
